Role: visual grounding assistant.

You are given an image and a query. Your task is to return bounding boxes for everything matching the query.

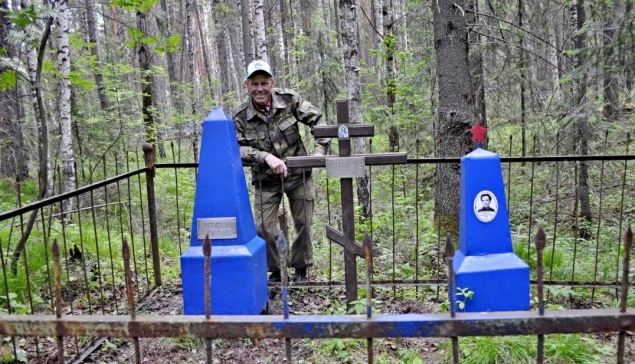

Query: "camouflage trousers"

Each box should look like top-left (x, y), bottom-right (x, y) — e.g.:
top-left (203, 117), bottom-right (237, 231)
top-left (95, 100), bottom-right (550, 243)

top-left (254, 178), bottom-right (315, 272)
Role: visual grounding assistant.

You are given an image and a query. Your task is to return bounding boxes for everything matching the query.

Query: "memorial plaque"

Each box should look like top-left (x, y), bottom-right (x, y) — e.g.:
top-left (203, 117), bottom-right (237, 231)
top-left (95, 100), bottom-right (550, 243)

top-left (197, 217), bottom-right (237, 240)
top-left (326, 156), bottom-right (366, 178)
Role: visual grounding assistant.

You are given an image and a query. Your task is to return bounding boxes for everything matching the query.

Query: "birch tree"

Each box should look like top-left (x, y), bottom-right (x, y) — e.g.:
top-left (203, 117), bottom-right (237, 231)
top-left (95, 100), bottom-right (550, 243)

top-left (239, 0), bottom-right (253, 65)
top-left (253, 0), bottom-right (268, 62)
top-left (339, 0), bottom-right (370, 218)
top-left (56, 0), bottom-right (76, 208)
top-left (194, 0), bottom-right (213, 91)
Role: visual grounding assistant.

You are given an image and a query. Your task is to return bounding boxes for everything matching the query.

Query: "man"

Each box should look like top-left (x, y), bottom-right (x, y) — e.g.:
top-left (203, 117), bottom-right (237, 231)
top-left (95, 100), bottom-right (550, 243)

top-left (232, 60), bottom-right (330, 282)
top-left (478, 193), bottom-right (495, 212)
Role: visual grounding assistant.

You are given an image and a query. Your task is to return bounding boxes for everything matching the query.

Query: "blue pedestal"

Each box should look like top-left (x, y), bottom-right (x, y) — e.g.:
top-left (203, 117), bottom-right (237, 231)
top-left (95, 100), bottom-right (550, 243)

top-left (453, 148), bottom-right (530, 312)
top-left (181, 107), bottom-right (268, 315)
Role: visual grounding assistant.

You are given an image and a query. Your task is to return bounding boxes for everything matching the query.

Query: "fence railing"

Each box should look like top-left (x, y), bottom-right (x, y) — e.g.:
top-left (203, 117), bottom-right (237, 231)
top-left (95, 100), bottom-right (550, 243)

top-left (0, 136), bottom-right (634, 362)
top-left (0, 226), bottom-right (632, 363)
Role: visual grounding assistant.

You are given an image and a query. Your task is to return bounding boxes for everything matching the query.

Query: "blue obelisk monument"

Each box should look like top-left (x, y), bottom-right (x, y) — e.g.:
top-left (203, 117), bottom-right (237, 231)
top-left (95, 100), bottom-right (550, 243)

top-left (181, 108), bottom-right (268, 315)
top-left (452, 124), bottom-right (530, 312)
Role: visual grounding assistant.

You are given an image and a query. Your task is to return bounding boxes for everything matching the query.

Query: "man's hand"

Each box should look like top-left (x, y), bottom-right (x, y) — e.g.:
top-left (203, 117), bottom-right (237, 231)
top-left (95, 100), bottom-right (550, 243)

top-left (312, 152), bottom-right (324, 157)
top-left (265, 154), bottom-right (288, 177)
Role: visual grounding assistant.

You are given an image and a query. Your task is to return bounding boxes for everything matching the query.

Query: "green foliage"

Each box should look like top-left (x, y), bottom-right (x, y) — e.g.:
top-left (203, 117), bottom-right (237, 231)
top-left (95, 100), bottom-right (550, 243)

top-left (112, 0), bottom-right (159, 11)
top-left (441, 286), bottom-right (474, 312)
top-left (0, 346), bottom-right (27, 363)
top-left (346, 296), bottom-right (383, 315)
top-left (395, 348), bottom-right (424, 364)
top-left (69, 70), bottom-right (95, 90)
top-left (7, 4), bottom-right (37, 28)
top-left (124, 27), bottom-right (161, 48)
top-left (154, 34), bottom-right (182, 54)
top-left (0, 69), bottom-right (17, 91)
top-left (442, 334), bottom-right (611, 363)
top-left (319, 338), bottom-right (365, 362)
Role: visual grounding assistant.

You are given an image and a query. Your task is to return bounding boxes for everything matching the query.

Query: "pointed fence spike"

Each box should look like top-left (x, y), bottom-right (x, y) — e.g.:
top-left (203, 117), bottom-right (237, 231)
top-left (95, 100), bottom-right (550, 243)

top-left (203, 235), bottom-right (211, 258)
top-left (535, 226), bottom-right (546, 251)
top-left (625, 226), bottom-right (633, 254)
top-left (122, 238), bottom-right (130, 261)
top-left (445, 234), bottom-right (454, 258)
top-left (52, 238), bottom-right (60, 260)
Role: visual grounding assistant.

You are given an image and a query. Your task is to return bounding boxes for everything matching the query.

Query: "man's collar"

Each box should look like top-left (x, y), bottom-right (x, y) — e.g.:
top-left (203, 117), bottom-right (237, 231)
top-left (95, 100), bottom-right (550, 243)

top-left (244, 89), bottom-right (288, 120)
top-left (252, 97), bottom-right (271, 114)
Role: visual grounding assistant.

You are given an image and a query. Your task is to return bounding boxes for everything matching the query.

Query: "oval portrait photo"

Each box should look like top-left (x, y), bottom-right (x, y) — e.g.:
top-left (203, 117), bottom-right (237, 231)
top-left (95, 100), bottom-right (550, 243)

top-left (473, 190), bottom-right (498, 223)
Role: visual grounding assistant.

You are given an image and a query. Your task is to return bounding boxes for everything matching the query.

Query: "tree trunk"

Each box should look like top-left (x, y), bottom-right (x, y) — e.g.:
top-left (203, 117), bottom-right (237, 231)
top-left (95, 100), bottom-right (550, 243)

top-left (83, 0), bottom-right (110, 110)
top-left (239, 0), bottom-right (254, 65)
top-left (339, 0), bottom-right (370, 219)
top-left (300, 0), bottom-right (313, 34)
top-left (0, 1), bottom-right (29, 182)
top-left (279, 0), bottom-right (290, 82)
top-left (159, 0), bottom-right (179, 110)
top-left (602, 0), bottom-right (618, 121)
top-left (432, 0), bottom-right (476, 237)
top-left (373, 0), bottom-right (383, 52)
top-left (11, 15), bottom-right (54, 273)
top-left (467, 0), bottom-right (487, 133)
top-left (571, 0), bottom-right (591, 238)
top-left (253, 0), bottom-right (268, 62)
top-left (625, 0), bottom-right (633, 102)
top-left (518, 0), bottom-right (527, 157)
top-left (185, 0), bottom-right (198, 117)
top-left (56, 0), bottom-right (77, 210)
top-left (548, 25), bottom-right (562, 102)
top-left (213, 0), bottom-right (232, 107)
top-left (333, 0), bottom-right (341, 48)
top-left (270, 0), bottom-right (285, 86)
top-left (138, 10), bottom-right (157, 161)
top-left (383, 0), bottom-right (396, 112)
top-left (21, 0), bottom-right (53, 196)
top-left (194, 0), bottom-right (213, 92)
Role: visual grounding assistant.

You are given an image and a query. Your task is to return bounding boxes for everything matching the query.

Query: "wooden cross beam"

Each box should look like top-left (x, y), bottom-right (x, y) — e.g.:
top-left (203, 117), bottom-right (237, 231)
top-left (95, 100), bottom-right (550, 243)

top-left (287, 100), bottom-right (406, 306)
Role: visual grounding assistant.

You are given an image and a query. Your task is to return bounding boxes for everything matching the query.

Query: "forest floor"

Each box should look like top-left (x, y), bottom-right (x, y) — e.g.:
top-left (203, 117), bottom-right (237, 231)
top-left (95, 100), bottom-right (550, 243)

top-left (12, 275), bottom-right (635, 364)
top-left (24, 275), bottom-right (449, 364)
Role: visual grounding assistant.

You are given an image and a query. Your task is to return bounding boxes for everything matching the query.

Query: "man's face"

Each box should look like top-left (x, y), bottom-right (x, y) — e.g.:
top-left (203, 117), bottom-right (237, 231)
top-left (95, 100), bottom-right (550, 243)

top-left (481, 195), bottom-right (491, 208)
top-left (245, 74), bottom-right (275, 107)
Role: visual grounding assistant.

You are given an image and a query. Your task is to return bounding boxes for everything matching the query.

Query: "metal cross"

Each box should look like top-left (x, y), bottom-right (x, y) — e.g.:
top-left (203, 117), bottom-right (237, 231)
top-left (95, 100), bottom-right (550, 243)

top-left (287, 100), bottom-right (407, 306)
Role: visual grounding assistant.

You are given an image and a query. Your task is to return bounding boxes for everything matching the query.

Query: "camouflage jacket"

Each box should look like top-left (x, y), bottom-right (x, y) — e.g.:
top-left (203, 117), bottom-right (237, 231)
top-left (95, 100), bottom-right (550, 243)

top-left (233, 88), bottom-right (331, 192)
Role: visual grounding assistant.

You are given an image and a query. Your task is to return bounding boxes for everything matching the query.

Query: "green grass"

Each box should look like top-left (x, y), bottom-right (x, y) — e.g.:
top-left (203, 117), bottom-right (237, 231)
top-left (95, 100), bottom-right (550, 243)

top-left (441, 334), bottom-right (614, 364)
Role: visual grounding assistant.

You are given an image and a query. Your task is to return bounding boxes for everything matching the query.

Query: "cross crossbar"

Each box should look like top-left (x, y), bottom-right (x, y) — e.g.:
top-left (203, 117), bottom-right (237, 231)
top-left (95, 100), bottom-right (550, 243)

top-left (287, 153), bottom-right (407, 168)
top-left (312, 124), bottom-right (375, 138)
top-left (326, 226), bottom-right (364, 257)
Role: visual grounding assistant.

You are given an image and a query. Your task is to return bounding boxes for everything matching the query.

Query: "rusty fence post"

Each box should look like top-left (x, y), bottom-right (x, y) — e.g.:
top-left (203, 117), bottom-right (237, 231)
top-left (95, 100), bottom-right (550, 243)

top-left (617, 226), bottom-right (632, 364)
top-left (535, 227), bottom-right (546, 364)
top-left (445, 235), bottom-right (459, 364)
top-left (143, 143), bottom-right (162, 286)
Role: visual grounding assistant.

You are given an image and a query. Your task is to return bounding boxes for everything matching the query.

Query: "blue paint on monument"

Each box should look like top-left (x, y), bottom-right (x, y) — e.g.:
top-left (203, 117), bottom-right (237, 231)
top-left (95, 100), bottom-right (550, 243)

top-left (453, 147), bottom-right (530, 312)
top-left (181, 107), bottom-right (267, 315)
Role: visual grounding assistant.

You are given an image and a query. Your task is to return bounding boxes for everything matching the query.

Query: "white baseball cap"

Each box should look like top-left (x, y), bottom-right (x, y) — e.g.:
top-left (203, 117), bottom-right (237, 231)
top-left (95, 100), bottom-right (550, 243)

top-left (246, 60), bottom-right (274, 79)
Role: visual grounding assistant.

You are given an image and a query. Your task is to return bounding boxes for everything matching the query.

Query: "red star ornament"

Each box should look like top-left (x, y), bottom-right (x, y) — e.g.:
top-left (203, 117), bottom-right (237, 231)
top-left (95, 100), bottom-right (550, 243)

top-left (469, 123), bottom-right (487, 145)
